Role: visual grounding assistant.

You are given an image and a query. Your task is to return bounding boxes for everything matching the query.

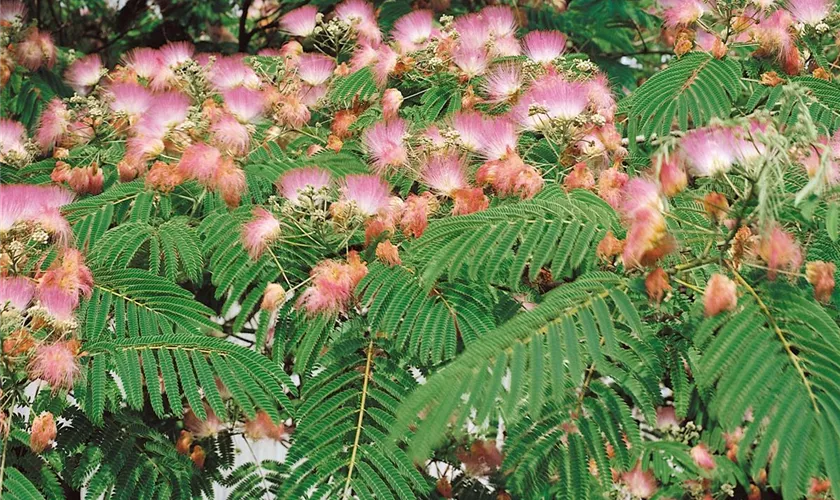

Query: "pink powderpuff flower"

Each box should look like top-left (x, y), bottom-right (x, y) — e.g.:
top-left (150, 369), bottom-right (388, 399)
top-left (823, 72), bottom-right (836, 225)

top-left (36, 99), bottom-right (71, 152)
top-left (350, 41), bottom-right (380, 71)
top-left (298, 251), bottom-right (368, 315)
top-left (597, 167), bottom-right (629, 210)
top-left (621, 463), bottom-right (658, 499)
top-left (339, 174), bottom-right (391, 216)
top-left (381, 88), bottom-right (403, 121)
top-left (244, 411), bottom-right (286, 441)
top-left (29, 341), bottom-right (81, 391)
top-left (655, 406), bottom-right (681, 430)
top-left (622, 209), bottom-right (673, 268)
top-left (482, 63), bottom-right (523, 103)
top-left (372, 44), bottom-right (398, 86)
top-left (586, 74), bottom-right (617, 122)
top-left (0, 118), bottom-right (28, 162)
top-left (513, 76), bottom-right (589, 130)
top-left (277, 167), bottom-right (333, 205)
top-left (679, 127), bottom-right (736, 177)
top-left (0, 184), bottom-right (74, 242)
top-left (280, 5), bottom-right (319, 37)
top-left (0, 0), bottom-right (27, 22)
top-left (210, 113), bottom-right (251, 156)
top-left (335, 0), bottom-right (381, 44)
top-left (454, 46), bottom-right (489, 78)
top-left (563, 162), bottom-right (595, 191)
top-left (522, 30), bottom-right (567, 64)
top-left (207, 56), bottom-right (260, 91)
top-left (30, 412), bottom-right (57, 454)
top-left (454, 13), bottom-right (491, 51)
top-left (450, 111), bottom-right (486, 152)
top-left (752, 10), bottom-right (801, 75)
top-left (296, 53), bottom-right (336, 86)
top-left (223, 87), bottom-right (267, 123)
top-left (806, 261), bottom-right (836, 303)
top-left (477, 117), bottom-right (519, 161)
top-left (299, 83), bottom-right (328, 107)
top-left (178, 143), bottom-right (224, 184)
top-left (620, 178), bottom-right (662, 220)
top-left (122, 47), bottom-right (162, 80)
top-left (64, 54), bottom-right (103, 95)
top-left (66, 165), bottom-right (104, 195)
top-left (421, 153), bottom-right (468, 196)
top-left (785, 0), bottom-right (832, 25)
top-left (241, 207), bottom-right (282, 259)
top-left (159, 41), bottom-right (194, 68)
top-left (15, 28), bottom-right (55, 71)
top-left (729, 122), bottom-right (767, 165)
top-left (275, 93), bottom-right (311, 128)
top-left (490, 33), bottom-right (522, 58)
top-left (422, 125), bottom-right (447, 149)
top-left (757, 224), bottom-right (803, 280)
top-left (476, 153), bottom-right (544, 199)
top-left (660, 0), bottom-right (709, 27)
top-left (656, 153), bottom-right (688, 197)
top-left (107, 82), bottom-right (153, 118)
top-left (0, 276), bottom-right (35, 311)
top-left (452, 188), bottom-right (490, 215)
top-left (690, 444), bottom-right (716, 471)
top-left (37, 248), bottom-right (93, 321)
top-left (184, 404), bottom-right (224, 438)
top-left (376, 240), bottom-right (401, 266)
top-left (392, 10), bottom-right (434, 53)
top-left (704, 273), bottom-right (738, 316)
top-left (483, 5), bottom-right (518, 38)
top-left (135, 91), bottom-right (191, 136)
top-left (362, 119), bottom-right (408, 173)
top-left (214, 158), bottom-right (247, 208)
top-left (399, 192), bottom-right (436, 238)
top-left (261, 283), bottom-right (287, 311)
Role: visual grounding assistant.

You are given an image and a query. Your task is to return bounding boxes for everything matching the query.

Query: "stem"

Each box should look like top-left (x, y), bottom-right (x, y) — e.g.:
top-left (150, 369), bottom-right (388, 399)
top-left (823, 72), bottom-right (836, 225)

top-left (342, 338), bottom-right (375, 499)
top-left (0, 431), bottom-right (9, 495)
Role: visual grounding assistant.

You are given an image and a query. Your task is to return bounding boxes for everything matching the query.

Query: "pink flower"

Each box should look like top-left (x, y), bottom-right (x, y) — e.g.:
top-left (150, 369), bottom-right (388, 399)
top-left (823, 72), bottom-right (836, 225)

top-left (30, 412), bottom-right (57, 454)
top-left (280, 5), bottom-right (319, 37)
top-left (655, 406), bottom-right (681, 430)
top-left (757, 224), bottom-right (802, 280)
top-left (482, 63), bottom-right (522, 103)
top-left (223, 87), bottom-right (267, 123)
top-left (64, 54), bottom-right (103, 95)
top-left (15, 28), bottom-right (55, 71)
top-left (184, 404), bottom-right (224, 438)
top-left (661, 0), bottom-right (709, 27)
top-left (454, 13), bottom-right (491, 51)
top-left (598, 167), bottom-right (629, 210)
top-left (622, 209), bottom-right (673, 268)
top-left (135, 91), bottom-right (190, 136)
top-left (276, 93), bottom-right (311, 128)
top-left (207, 56), bottom-right (260, 91)
top-left (512, 75), bottom-right (589, 130)
top-left (372, 44), bottom-right (398, 86)
top-left (679, 127), bottom-right (735, 177)
top-left (752, 10), bottom-right (801, 75)
top-left (477, 117), bottom-right (519, 161)
top-left (335, 0), bottom-right (381, 44)
top-left (452, 188), bottom-right (490, 215)
top-left (37, 248), bottom-right (93, 321)
top-left (690, 443), bottom-right (716, 471)
top-left (522, 30), bottom-right (567, 64)
top-left (159, 41), bottom-right (194, 68)
top-left (350, 40), bottom-right (380, 71)
top-left (0, 0), bottom-right (27, 22)
top-left (339, 174), bottom-right (391, 216)
top-left (36, 99), bottom-right (71, 152)
top-left (0, 276), bottom-right (35, 311)
top-left (0, 118), bottom-right (28, 161)
top-left (29, 341), bottom-right (81, 390)
top-left (178, 143), bottom-right (224, 184)
top-left (210, 113), bottom-right (251, 156)
top-left (244, 411), bottom-right (286, 441)
top-left (621, 463), bottom-right (658, 499)
top-left (620, 178), bottom-right (662, 220)
top-left (122, 47), bottom-right (163, 80)
top-left (806, 261), bottom-right (836, 303)
top-left (107, 82), bottom-right (152, 117)
top-left (362, 119), bottom-right (408, 173)
top-left (392, 10), bottom-right (435, 52)
top-left (277, 167), bottom-right (332, 206)
top-left (399, 192), bottom-right (436, 238)
top-left (453, 46), bottom-right (489, 78)
top-left (564, 162), bottom-right (595, 191)
top-left (376, 240), bottom-right (401, 266)
top-left (421, 153), bottom-right (468, 196)
top-left (450, 111), bottom-right (486, 152)
top-left (297, 53), bottom-right (336, 86)
top-left (297, 251), bottom-right (368, 315)
top-left (261, 283), bottom-right (287, 311)
top-left (483, 5), bottom-right (518, 38)
top-left (214, 159), bottom-right (247, 208)
top-left (476, 153), bottom-right (544, 199)
top-left (785, 0), bottom-right (832, 25)
top-left (586, 74), bottom-right (617, 122)
top-left (0, 184), bottom-right (74, 243)
top-left (656, 153), bottom-right (688, 197)
top-left (242, 207), bottom-right (282, 259)
top-left (490, 33), bottom-right (522, 57)
top-left (704, 273), bottom-right (738, 316)
top-left (381, 88), bottom-right (403, 121)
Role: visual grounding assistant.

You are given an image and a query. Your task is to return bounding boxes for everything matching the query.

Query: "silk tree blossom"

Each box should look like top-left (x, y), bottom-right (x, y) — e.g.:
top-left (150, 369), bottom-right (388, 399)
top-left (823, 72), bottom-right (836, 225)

top-left (597, 167), bottom-right (629, 210)
top-left (563, 162), bottom-right (595, 191)
top-left (453, 46), bottom-right (489, 78)
top-left (660, 0), bottom-right (709, 27)
top-left (0, 276), bottom-right (35, 311)
top-left (297, 251), bottom-right (368, 315)
top-left (381, 89), bottom-right (403, 121)
top-left (522, 30), bottom-right (567, 64)
top-left (36, 98), bottom-right (71, 151)
top-left (452, 188), bottom-right (490, 215)
top-left (704, 273), bottom-right (738, 316)
top-left (30, 412), bottom-right (57, 454)
top-left (277, 167), bottom-right (332, 206)
top-left (350, 41), bottom-right (380, 72)
top-left (477, 117), bottom-right (519, 161)
top-left (334, 0), bottom-right (381, 44)
top-left (421, 153), bottom-right (468, 196)
top-left (512, 76), bottom-right (589, 130)
top-left (391, 10), bottom-right (434, 52)
top-left (806, 261), bottom-right (836, 303)
top-left (690, 444), bottom-right (716, 471)
top-left (207, 56), bottom-right (260, 91)
top-left (482, 63), bottom-right (523, 103)
top-left (785, 0), bottom-right (832, 25)
top-left (679, 127), bottom-right (736, 177)
top-left (29, 340), bottom-right (81, 391)
top-left (476, 153), bottom-right (544, 199)
top-left (64, 54), bottom-right (103, 95)
top-left (338, 174), bottom-right (391, 217)
top-left (752, 10), bottom-right (801, 75)
top-left (159, 41), bottom-right (194, 68)
top-left (757, 224), bottom-right (803, 280)
top-left (280, 5), bottom-right (319, 37)
top-left (244, 411), bottom-right (286, 442)
top-left (620, 178), bottom-right (663, 220)
top-left (296, 53), bottom-right (336, 86)
top-left (184, 405), bottom-right (224, 438)
top-left (0, 0), bottom-right (27, 22)
top-left (0, 184), bottom-right (74, 243)
top-left (622, 207), bottom-right (673, 268)
top-left (210, 113), bottom-right (251, 156)
top-left (36, 248), bottom-right (93, 322)
top-left (223, 87), bottom-right (267, 123)
top-left (450, 111), bottom-right (486, 152)
top-left (372, 44), bottom-right (398, 86)
top-left (585, 74), bottom-right (617, 122)
top-left (134, 91), bottom-right (190, 137)
top-left (483, 5), bottom-right (518, 38)
top-left (0, 118), bottom-right (28, 162)
top-left (241, 207), bottom-right (282, 259)
top-left (122, 47), bottom-right (162, 80)
top-left (107, 82), bottom-right (152, 117)
top-left (178, 143), bottom-right (225, 184)
top-left (399, 192), bottom-right (437, 238)
top-left (621, 463), bottom-right (658, 499)
top-left (15, 28), bottom-right (56, 71)
top-left (454, 13), bottom-right (492, 51)
top-left (261, 283), bottom-right (287, 311)
top-left (656, 153), bottom-right (688, 197)
top-left (362, 119), bottom-right (408, 173)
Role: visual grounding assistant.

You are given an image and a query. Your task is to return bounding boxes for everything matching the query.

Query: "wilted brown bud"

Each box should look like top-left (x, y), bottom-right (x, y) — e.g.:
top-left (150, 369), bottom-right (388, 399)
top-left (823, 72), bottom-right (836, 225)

top-left (703, 192), bottom-right (729, 223)
top-left (190, 445), bottom-right (206, 469)
top-left (812, 67), bottom-right (831, 81)
top-left (597, 231), bottom-right (624, 262)
top-left (806, 261), bottom-right (835, 303)
top-left (176, 430), bottom-right (193, 455)
top-left (645, 268), bottom-right (671, 304)
top-left (760, 71), bottom-right (784, 87)
top-left (375, 240), bottom-right (401, 266)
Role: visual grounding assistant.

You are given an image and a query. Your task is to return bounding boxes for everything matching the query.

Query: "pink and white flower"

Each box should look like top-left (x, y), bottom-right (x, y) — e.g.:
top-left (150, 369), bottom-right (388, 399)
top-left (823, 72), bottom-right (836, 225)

top-left (381, 88), bottom-right (403, 120)
top-left (453, 46), bottom-right (489, 78)
top-left (335, 0), bottom-right (381, 44)
top-left (362, 118), bottom-right (408, 173)
top-left (223, 87), bottom-right (267, 123)
top-left (679, 127), bottom-right (736, 177)
top-left (512, 76), bottom-right (589, 130)
top-left (107, 82), bottom-right (153, 117)
top-left (36, 248), bottom-right (93, 322)
top-left (0, 118), bottom-right (28, 161)
top-left (785, 0), bottom-right (832, 25)
top-left (241, 207), bottom-right (282, 259)
top-left (207, 56), bottom-right (260, 91)
top-left (280, 5), bottom-right (319, 37)
top-left (122, 47), bottom-right (162, 80)
top-left (392, 10), bottom-right (435, 53)
top-left (0, 184), bottom-right (74, 242)
top-left (29, 341), bottom-right (81, 390)
top-left (64, 54), bottom-right (103, 95)
top-left (210, 113), bottom-right (251, 156)
top-left (482, 63), bottom-right (523, 103)
top-left (421, 153), bottom-right (468, 196)
top-left (159, 41), bottom-right (194, 68)
top-left (296, 53), bottom-right (336, 86)
top-left (483, 5), bottom-right (518, 38)
top-left (704, 273), bottom-right (738, 316)
top-left (477, 117), bottom-right (519, 160)
top-left (0, 276), bottom-right (35, 311)
top-left (660, 0), bottom-right (709, 27)
top-left (450, 111), bottom-right (486, 152)
top-left (522, 30), bottom-right (567, 64)
top-left (276, 167), bottom-right (332, 205)
top-left (35, 99), bottom-right (71, 152)
top-left (338, 174), bottom-right (391, 216)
